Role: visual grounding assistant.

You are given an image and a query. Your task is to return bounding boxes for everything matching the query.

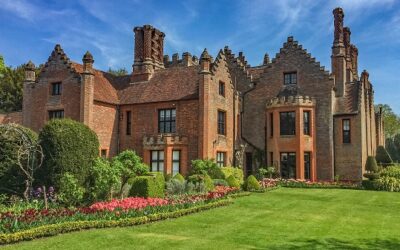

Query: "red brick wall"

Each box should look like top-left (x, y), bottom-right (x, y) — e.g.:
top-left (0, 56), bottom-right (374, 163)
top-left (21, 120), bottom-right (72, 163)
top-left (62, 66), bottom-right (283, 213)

top-left (92, 101), bottom-right (119, 157)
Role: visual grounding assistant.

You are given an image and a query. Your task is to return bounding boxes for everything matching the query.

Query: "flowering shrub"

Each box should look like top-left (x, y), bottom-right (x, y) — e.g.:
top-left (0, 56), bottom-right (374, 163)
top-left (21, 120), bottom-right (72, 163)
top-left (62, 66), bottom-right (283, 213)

top-left (0, 185), bottom-right (238, 235)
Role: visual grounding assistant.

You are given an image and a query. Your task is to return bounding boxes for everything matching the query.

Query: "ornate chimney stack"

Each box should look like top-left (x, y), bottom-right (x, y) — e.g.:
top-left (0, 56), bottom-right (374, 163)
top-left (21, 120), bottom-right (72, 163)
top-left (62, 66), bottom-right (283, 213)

top-left (82, 51), bottom-right (94, 73)
top-left (263, 53), bottom-right (270, 65)
top-left (331, 7), bottom-right (347, 97)
top-left (132, 25), bottom-right (165, 81)
top-left (350, 45), bottom-right (359, 79)
top-left (24, 61), bottom-right (36, 82)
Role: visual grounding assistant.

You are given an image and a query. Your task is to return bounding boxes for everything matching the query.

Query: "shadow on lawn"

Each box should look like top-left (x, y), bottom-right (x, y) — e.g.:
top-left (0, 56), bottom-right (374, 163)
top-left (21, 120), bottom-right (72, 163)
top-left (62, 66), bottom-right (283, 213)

top-left (265, 238), bottom-right (400, 250)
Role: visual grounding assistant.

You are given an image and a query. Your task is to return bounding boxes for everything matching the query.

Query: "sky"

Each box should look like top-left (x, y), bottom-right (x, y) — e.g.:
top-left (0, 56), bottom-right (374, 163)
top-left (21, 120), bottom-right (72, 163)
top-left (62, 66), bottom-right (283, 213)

top-left (0, 0), bottom-right (399, 114)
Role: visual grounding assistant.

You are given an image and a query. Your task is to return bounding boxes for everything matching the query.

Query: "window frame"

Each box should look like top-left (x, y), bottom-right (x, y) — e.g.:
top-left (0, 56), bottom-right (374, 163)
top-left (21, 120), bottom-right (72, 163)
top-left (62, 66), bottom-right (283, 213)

top-left (216, 152), bottom-right (226, 167)
top-left (270, 112), bottom-right (274, 137)
top-left (279, 111), bottom-right (296, 136)
top-left (342, 119), bottom-right (351, 143)
top-left (51, 82), bottom-right (62, 96)
top-left (172, 150), bottom-right (181, 176)
top-left (126, 111), bottom-right (132, 135)
top-left (280, 152), bottom-right (296, 179)
top-left (304, 152), bottom-right (311, 180)
top-left (150, 150), bottom-right (164, 172)
top-left (158, 108), bottom-right (176, 134)
top-left (283, 72), bottom-right (297, 85)
top-left (217, 110), bottom-right (226, 135)
top-left (303, 111), bottom-right (311, 136)
top-left (49, 110), bottom-right (64, 119)
top-left (219, 81), bottom-right (225, 97)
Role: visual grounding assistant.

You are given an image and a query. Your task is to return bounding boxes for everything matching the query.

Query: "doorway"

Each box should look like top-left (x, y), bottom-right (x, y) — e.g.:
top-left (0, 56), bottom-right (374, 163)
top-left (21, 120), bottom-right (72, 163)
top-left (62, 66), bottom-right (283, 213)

top-left (280, 152), bottom-right (296, 179)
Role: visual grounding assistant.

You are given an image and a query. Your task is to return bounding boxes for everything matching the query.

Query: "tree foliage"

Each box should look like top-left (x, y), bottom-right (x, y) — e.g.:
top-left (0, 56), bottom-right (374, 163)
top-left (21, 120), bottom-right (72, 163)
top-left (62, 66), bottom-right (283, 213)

top-left (375, 104), bottom-right (400, 138)
top-left (107, 67), bottom-right (128, 76)
top-left (88, 158), bottom-right (121, 202)
top-left (36, 119), bottom-right (99, 189)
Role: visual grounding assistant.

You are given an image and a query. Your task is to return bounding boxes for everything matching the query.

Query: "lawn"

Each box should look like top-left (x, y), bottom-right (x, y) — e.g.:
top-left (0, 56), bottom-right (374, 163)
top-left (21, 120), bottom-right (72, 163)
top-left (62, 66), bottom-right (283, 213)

top-left (4, 188), bottom-right (400, 249)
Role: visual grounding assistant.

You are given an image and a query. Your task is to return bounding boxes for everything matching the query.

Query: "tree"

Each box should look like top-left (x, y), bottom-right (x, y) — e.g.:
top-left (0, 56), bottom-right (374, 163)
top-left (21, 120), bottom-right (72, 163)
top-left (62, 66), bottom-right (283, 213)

top-left (0, 124), bottom-right (43, 200)
top-left (375, 104), bottom-right (400, 138)
top-left (107, 67), bottom-right (128, 76)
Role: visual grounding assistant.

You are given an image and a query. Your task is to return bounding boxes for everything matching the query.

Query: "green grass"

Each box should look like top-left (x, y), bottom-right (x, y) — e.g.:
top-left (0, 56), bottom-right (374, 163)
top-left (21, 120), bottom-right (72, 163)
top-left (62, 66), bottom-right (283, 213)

top-left (4, 188), bottom-right (400, 249)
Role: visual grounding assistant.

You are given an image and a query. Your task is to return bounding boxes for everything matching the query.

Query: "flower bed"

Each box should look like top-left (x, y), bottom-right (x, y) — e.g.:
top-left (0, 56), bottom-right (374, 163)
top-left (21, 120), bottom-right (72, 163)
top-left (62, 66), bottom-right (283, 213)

top-left (0, 186), bottom-right (239, 236)
top-left (278, 179), bottom-right (360, 189)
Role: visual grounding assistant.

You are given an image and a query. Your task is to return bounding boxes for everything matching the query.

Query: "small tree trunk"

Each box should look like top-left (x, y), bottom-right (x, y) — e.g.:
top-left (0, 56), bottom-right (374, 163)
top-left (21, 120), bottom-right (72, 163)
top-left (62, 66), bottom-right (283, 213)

top-left (43, 185), bottom-right (48, 209)
top-left (23, 180), bottom-right (30, 202)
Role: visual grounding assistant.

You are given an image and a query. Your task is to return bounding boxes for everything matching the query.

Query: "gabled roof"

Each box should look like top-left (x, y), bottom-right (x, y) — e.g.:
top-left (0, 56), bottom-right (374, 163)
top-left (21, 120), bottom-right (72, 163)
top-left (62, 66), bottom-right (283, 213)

top-left (118, 65), bottom-right (200, 104)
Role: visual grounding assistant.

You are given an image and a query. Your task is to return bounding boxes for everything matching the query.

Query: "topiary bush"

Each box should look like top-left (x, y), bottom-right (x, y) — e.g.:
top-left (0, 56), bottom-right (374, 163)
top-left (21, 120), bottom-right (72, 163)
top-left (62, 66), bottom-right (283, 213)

top-left (0, 124), bottom-right (38, 196)
top-left (226, 175), bottom-right (240, 188)
top-left (245, 175), bottom-right (260, 191)
top-left (365, 156), bottom-right (378, 173)
top-left (36, 119), bottom-right (99, 189)
top-left (129, 172), bottom-right (165, 198)
top-left (375, 146), bottom-right (393, 167)
top-left (172, 173), bottom-right (185, 183)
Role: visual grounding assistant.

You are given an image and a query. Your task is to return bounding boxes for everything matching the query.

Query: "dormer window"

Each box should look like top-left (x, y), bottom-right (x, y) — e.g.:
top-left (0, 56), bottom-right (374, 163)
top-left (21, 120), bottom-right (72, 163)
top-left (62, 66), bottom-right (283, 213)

top-left (284, 72), bottom-right (297, 85)
top-left (52, 82), bottom-right (62, 95)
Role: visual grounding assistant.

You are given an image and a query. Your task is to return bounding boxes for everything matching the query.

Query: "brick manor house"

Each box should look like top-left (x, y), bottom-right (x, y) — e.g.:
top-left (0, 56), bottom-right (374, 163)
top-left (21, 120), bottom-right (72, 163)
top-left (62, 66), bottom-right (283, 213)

top-left (1, 7), bottom-right (385, 181)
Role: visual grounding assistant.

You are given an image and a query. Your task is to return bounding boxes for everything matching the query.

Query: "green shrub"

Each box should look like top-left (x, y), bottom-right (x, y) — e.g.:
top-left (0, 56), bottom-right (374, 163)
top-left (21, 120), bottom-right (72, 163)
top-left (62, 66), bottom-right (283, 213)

top-left (221, 167), bottom-right (244, 185)
top-left (376, 176), bottom-right (400, 192)
top-left (187, 174), bottom-right (214, 192)
top-left (226, 175), bottom-right (240, 188)
top-left (112, 150), bottom-right (149, 195)
top-left (129, 172), bottom-right (165, 198)
top-left (365, 156), bottom-right (378, 173)
top-left (0, 124), bottom-right (38, 196)
top-left (245, 175), bottom-right (260, 191)
top-left (165, 179), bottom-right (186, 195)
top-left (257, 166), bottom-right (276, 179)
top-left (191, 159), bottom-right (223, 179)
top-left (375, 146), bottom-right (393, 167)
top-left (172, 173), bottom-right (185, 183)
top-left (380, 166), bottom-right (400, 179)
top-left (213, 179), bottom-right (228, 186)
top-left (37, 119), bottom-right (99, 189)
top-left (58, 173), bottom-right (84, 207)
top-left (88, 158), bottom-right (121, 202)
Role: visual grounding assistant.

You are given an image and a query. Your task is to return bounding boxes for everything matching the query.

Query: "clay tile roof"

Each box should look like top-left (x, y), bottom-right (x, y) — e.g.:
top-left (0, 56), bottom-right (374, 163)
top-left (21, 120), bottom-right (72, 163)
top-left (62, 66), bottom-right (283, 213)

top-left (118, 66), bottom-right (200, 104)
top-left (70, 62), bottom-right (123, 104)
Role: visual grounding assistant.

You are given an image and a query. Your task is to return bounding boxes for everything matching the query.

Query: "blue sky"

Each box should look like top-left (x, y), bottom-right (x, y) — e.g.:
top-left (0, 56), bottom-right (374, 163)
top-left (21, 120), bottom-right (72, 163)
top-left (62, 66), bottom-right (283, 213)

top-left (0, 0), bottom-right (399, 114)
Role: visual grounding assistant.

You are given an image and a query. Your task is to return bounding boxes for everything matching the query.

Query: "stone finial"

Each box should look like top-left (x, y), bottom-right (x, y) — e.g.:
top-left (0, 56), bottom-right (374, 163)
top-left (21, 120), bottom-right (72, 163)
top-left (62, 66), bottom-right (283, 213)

top-left (83, 51), bottom-right (94, 64)
top-left (333, 7), bottom-right (345, 46)
top-left (82, 51), bottom-right (94, 72)
top-left (24, 60), bottom-right (36, 82)
top-left (54, 44), bottom-right (62, 53)
top-left (200, 48), bottom-right (211, 73)
top-left (287, 36), bottom-right (294, 42)
top-left (263, 53), bottom-right (270, 65)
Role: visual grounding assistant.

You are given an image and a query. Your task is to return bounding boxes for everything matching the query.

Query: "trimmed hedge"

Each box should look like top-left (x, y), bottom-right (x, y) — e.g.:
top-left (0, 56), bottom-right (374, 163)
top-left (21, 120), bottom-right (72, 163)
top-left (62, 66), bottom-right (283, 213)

top-left (365, 156), bottom-right (378, 173)
top-left (129, 172), bottom-right (165, 198)
top-left (0, 199), bottom-right (232, 245)
top-left (36, 119), bottom-right (99, 188)
top-left (0, 124), bottom-right (38, 196)
top-left (173, 173), bottom-right (185, 183)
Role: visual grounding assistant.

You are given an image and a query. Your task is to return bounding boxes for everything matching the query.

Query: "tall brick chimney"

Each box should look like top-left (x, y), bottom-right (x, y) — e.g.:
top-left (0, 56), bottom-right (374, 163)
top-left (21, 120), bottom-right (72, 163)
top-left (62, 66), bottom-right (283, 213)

top-left (132, 25), bottom-right (165, 81)
top-left (331, 7), bottom-right (346, 97)
top-left (80, 51), bottom-right (95, 127)
top-left (22, 61), bottom-right (36, 128)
